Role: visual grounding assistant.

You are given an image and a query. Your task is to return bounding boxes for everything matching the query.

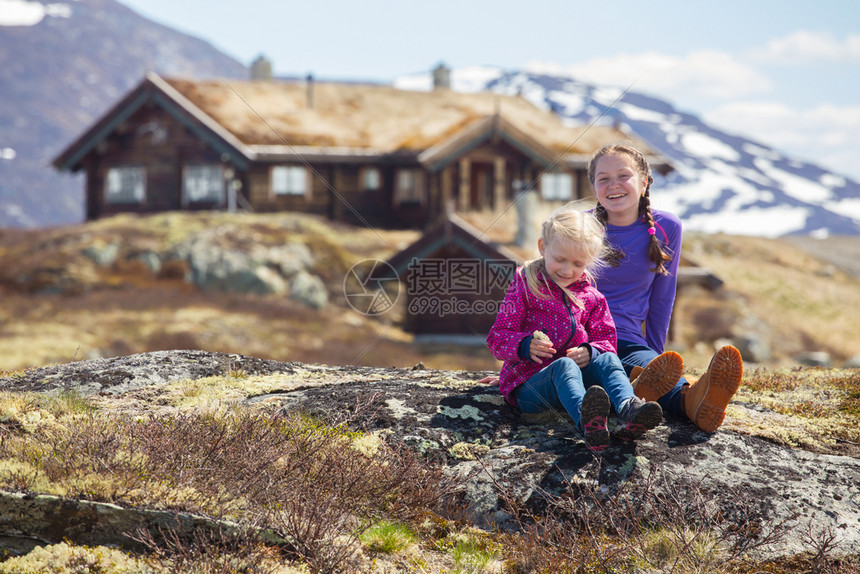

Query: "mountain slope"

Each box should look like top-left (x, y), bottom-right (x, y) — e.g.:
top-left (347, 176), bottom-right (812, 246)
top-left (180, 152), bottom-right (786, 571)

top-left (398, 68), bottom-right (860, 237)
top-left (0, 0), bottom-right (248, 228)
top-left (3, 2), bottom-right (858, 236)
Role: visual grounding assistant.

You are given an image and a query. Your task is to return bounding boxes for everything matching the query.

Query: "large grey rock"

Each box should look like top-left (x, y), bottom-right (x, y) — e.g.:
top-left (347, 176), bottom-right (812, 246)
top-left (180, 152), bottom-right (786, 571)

top-left (1, 351), bottom-right (858, 561)
top-left (794, 351), bottom-right (833, 367)
top-left (289, 270), bottom-right (328, 309)
top-left (172, 230), bottom-right (319, 301)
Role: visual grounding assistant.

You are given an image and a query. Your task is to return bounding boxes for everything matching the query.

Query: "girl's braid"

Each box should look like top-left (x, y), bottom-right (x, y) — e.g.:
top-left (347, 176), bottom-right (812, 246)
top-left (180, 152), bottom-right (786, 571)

top-left (640, 175), bottom-right (673, 275)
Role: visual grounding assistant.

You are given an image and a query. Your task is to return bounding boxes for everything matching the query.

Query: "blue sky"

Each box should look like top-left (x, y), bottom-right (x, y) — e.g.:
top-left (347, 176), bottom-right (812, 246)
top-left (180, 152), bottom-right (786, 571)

top-left (22, 0), bottom-right (860, 180)
top-left (115, 0), bottom-right (860, 180)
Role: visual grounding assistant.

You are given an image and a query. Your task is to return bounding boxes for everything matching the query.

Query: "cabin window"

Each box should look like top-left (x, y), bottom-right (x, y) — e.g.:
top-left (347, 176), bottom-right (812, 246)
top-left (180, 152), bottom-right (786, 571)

top-left (182, 164), bottom-right (224, 204)
top-left (105, 166), bottom-right (146, 204)
top-left (540, 172), bottom-right (573, 201)
top-left (394, 169), bottom-right (425, 205)
top-left (361, 167), bottom-right (381, 191)
top-left (272, 166), bottom-right (308, 196)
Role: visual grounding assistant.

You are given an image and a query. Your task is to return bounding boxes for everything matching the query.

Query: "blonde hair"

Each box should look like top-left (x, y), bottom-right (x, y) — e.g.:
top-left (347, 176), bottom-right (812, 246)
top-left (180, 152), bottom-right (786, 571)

top-left (522, 205), bottom-right (608, 308)
top-left (587, 143), bottom-right (673, 275)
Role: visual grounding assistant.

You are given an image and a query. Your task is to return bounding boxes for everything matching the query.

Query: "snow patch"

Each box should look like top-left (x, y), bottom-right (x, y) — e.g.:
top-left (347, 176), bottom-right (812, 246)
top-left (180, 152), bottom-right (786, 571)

top-left (681, 132), bottom-right (740, 161)
top-left (754, 158), bottom-right (833, 203)
top-left (392, 74), bottom-right (432, 92)
top-left (0, 0), bottom-right (71, 26)
top-left (820, 172), bottom-right (846, 188)
top-left (547, 90), bottom-right (586, 116)
top-left (451, 66), bottom-right (504, 93)
top-left (685, 206), bottom-right (810, 237)
top-left (823, 198), bottom-right (860, 222)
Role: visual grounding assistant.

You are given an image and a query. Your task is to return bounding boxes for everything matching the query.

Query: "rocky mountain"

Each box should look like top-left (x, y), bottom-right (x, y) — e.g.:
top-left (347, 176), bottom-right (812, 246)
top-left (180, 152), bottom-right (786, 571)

top-left (0, 0), bottom-right (248, 228)
top-left (2, 1), bottom-right (858, 236)
top-left (398, 69), bottom-right (860, 237)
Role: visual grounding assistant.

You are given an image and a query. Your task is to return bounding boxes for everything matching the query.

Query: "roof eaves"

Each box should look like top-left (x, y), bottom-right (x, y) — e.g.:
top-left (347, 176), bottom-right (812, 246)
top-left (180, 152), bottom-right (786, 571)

top-left (249, 145), bottom-right (393, 163)
top-left (52, 73), bottom-right (257, 172)
top-left (417, 117), bottom-right (494, 172)
top-left (53, 79), bottom-right (152, 171)
top-left (387, 213), bottom-right (522, 275)
top-left (150, 74), bottom-right (255, 168)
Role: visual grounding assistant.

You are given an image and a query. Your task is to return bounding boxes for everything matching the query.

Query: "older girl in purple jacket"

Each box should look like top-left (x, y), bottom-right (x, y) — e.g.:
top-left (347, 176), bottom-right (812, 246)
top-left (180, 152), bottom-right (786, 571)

top-left (589, 144), bottom-right (743, 433)
top-left (487, 207), bottom-right (669, 450)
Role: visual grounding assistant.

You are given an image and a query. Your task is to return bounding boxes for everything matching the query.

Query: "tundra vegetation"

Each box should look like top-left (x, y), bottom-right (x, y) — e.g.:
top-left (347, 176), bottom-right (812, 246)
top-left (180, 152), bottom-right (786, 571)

top-left (0, 212), bottom-right (859, 572)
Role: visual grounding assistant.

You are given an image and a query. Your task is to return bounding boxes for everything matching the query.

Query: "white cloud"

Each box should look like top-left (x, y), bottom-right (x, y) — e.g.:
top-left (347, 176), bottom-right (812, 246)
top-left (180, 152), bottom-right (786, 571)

top-left (752, 31), bottom-right (860, 64)
top-left (527, 51), bottom-right (770, 102)
top-left (704, 102), bottom-right (860, 179)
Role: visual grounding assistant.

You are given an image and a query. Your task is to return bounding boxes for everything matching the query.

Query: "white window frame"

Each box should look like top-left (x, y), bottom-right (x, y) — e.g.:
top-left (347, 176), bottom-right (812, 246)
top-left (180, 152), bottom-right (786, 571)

top-left (361, 166), bottom-right (381, 191)
top-left (394, 168), bottom-right (426, 205)
top-left (540, 172), bottom-right (573, 201)
top-left (104, 166), bottom-right (146, 204)
top-left (182, 164), bottom-right (224, 205)
top-left (272, 165), bottom-right (309, 196)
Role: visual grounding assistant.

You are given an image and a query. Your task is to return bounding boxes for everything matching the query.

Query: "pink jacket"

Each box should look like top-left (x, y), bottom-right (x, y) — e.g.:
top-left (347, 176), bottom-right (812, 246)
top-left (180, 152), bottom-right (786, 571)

top-left (486, 267), bottom-right (618, 406)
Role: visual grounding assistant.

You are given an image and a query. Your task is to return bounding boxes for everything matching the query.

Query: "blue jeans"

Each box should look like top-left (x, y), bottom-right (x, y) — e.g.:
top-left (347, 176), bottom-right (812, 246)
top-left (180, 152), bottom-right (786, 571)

top-left (514, 353), bottom-right (633, 428)
top-left (616, 339), bottom-right (687, 417)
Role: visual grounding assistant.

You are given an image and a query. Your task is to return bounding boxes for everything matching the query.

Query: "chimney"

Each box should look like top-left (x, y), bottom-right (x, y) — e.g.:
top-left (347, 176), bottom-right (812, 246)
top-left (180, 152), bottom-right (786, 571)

top-left (432, 62), bottom-right (450, 90)
top-left (250, 55), bottom-right (272, 81)
top-left (306, 73), bottom-right (314, 108)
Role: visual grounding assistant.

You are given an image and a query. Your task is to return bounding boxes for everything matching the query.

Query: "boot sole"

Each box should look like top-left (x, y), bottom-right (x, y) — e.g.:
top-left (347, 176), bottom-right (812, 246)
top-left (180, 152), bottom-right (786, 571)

top-left (633, 351), bottom-right (684, 402)
top-left (581, 386), bottom-right (610, 450)
top-left (615, 401), bottom-right (663, 440)
top-left (693, 346), bottom-right (743, 433)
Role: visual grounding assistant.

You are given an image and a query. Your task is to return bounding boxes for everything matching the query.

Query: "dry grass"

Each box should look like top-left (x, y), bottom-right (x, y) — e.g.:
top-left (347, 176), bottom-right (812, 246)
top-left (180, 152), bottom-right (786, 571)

top-left (2, 382), bottom-right (857, 573)
top-left (680, 233), bottom-right (860, 367)
top-left (162, 77), bottom-right (643, 155)
top-left (2, 212), bottom-right (860, 376)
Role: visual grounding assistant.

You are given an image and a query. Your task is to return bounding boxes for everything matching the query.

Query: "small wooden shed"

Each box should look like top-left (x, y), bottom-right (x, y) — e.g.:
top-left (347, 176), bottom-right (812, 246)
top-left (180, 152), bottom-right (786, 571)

top-left (386, 213), bottom-right (522, 338)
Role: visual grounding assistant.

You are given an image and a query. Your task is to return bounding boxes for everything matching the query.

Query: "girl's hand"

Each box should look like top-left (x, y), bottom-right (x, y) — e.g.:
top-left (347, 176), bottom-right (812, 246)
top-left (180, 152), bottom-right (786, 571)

top-left (530, 339), bottom-right (556, 364)
top-left (478, 375), bottom-right (500, 385)
top-left (566, 346), bottom-right (590, 368)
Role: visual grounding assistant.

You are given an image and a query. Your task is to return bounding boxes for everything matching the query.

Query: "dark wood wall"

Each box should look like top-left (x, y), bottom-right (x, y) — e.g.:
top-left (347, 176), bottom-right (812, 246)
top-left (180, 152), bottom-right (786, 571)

top-left (86, 104), bottom-right (226, 219)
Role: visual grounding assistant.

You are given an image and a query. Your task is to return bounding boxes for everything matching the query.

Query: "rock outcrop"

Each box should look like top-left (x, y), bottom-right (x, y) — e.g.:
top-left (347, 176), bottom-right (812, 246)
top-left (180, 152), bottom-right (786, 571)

top-left (1, 350), bottom-right (858, 560)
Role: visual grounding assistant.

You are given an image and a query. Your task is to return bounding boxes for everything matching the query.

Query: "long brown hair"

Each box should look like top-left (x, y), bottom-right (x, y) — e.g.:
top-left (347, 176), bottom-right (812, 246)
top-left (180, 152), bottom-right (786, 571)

top-left (587, 144), bottom-right (673, 275)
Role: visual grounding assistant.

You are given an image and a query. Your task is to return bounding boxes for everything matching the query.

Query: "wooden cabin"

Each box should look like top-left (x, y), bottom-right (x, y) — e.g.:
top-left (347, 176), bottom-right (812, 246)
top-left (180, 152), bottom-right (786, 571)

top-left (53, 70), bottom-right (672, 229)
top-left (386, 213), bottom-right (522, 337)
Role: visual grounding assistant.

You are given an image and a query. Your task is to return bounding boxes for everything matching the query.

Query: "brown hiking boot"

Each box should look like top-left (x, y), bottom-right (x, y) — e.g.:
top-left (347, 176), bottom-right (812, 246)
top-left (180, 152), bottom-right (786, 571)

top-left (632, 351), bottom-right (684, 402)
top-left (683, 345), bottom-right (743, 432)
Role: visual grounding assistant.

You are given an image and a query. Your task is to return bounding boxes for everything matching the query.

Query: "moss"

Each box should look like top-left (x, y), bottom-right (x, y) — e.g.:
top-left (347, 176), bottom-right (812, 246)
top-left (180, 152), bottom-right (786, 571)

top-left (437, 405), bottom-right (484, 422)
top-left (448, 442), bottom-right (490, 461)
top-left (0, 542), bottom-right (154, 573)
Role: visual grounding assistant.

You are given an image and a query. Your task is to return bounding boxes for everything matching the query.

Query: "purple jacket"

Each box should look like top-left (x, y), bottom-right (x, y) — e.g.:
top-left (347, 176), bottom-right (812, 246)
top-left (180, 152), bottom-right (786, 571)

top-left (486, 266), bottom-right (618, 406)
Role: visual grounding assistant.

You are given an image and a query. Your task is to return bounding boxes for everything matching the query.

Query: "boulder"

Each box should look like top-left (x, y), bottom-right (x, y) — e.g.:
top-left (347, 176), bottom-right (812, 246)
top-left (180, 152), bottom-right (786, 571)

top-left (1, 351), bottom-right (858, 561)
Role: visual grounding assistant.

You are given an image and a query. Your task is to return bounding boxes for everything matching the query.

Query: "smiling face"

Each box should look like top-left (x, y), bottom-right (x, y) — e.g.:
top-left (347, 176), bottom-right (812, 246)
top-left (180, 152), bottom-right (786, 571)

top-left (538, 236), bottom-right (592, 287)
top-left (592, 153), bottom-right (648, 226)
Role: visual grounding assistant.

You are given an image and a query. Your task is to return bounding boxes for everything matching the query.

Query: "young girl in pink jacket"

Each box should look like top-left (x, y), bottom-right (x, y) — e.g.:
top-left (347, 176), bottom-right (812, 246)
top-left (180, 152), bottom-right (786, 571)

top-left (486, 206), bottom-right (672, 450)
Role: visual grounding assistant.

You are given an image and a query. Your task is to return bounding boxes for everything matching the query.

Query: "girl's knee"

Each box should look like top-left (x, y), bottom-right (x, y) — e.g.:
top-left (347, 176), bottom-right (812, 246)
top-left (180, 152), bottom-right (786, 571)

top-left (592, 352), bottom-right (623, 368)
top-left (551, 356), bottom-right (581, 375)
